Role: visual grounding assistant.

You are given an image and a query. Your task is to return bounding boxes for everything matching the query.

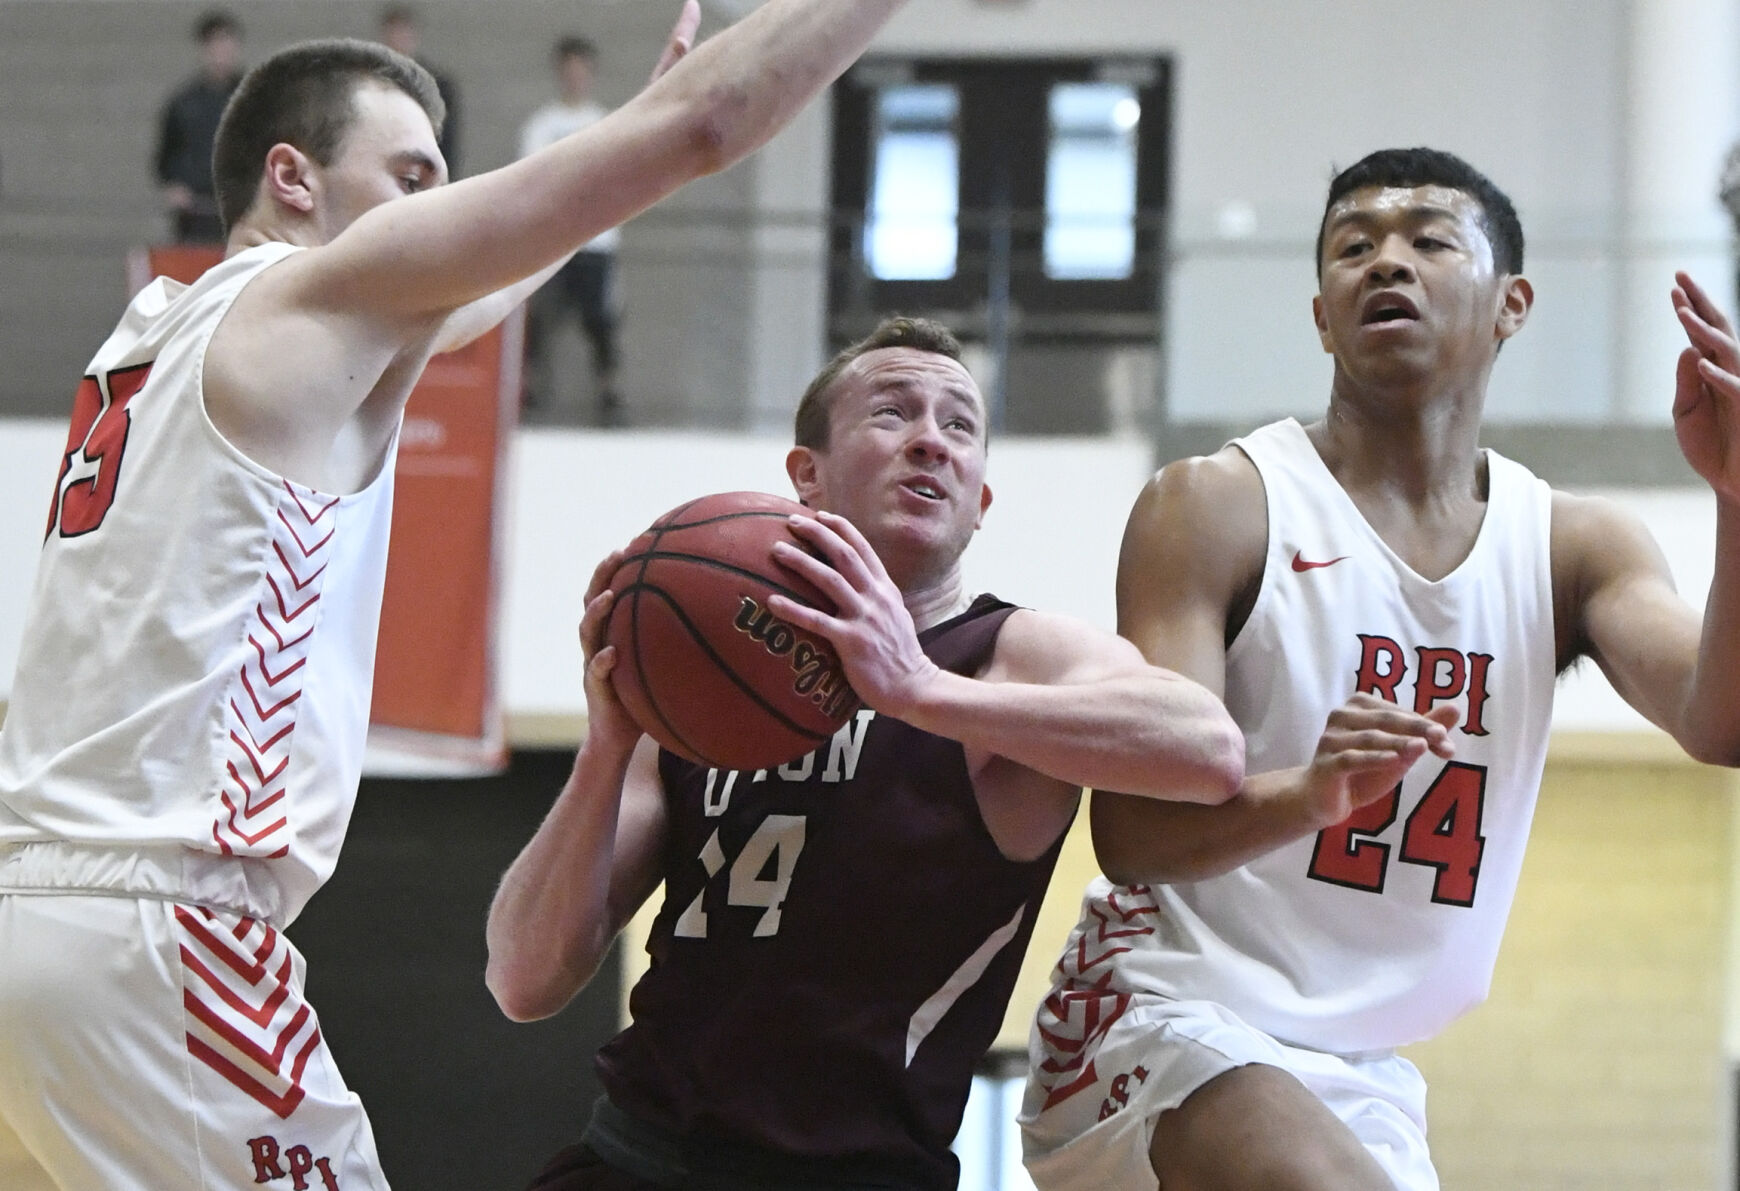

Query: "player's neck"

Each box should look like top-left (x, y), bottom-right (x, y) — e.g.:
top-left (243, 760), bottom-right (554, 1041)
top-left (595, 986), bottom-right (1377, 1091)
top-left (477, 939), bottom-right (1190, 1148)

top-left (902, 572), bottom-right (973, 632)
top-left (1314, 378), bottom-right (1486, 504)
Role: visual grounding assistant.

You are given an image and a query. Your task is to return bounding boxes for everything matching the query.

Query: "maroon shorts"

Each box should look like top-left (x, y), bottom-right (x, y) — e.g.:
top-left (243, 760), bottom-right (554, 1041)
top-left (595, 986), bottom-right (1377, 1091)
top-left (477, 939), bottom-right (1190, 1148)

top-left (527, 1145), bottom-right (669, 1191)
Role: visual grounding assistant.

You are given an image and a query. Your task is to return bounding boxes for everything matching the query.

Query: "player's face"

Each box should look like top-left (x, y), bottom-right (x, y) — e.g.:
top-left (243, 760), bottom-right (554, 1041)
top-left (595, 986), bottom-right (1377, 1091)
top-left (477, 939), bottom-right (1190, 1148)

top-left (793, 348), bottom-right (993, 588)
top-left (312, 81), bottom-right (447, 241)
top-left (1313, 184), bottom-right (1527, 391)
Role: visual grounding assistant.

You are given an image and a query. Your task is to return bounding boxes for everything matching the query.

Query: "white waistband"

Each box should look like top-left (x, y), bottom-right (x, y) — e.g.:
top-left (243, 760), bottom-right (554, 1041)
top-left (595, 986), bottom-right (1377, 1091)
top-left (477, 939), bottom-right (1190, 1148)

top-left (0, 841), bottom-right (287, 926)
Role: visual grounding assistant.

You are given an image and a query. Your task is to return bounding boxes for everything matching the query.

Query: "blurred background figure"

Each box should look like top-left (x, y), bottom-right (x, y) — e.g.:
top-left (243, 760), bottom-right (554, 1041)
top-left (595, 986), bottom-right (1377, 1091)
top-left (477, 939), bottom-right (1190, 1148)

top-left (1719, 141), bottom-right (1740, 311)
top-left (378, 3), bottom-right (462, 175)
top-left (518, 36), bottom-right (623, 425)
top-left (152, 9), bottom-right (242, 244)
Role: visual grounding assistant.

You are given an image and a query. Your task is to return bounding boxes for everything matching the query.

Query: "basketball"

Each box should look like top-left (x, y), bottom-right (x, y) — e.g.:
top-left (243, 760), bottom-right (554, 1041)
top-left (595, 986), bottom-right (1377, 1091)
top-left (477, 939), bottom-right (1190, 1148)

top-left (604, 491), bottom-right (860, 771)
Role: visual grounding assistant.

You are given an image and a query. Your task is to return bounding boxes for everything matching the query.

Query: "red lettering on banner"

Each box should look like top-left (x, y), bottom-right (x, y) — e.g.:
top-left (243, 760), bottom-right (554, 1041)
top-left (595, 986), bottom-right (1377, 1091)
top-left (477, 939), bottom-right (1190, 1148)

top-left (1354, 635), bottom-right (1405, 702)
top-left (1464, 653), bottom-right (1493, 736)
top-left (248, 1135), bottom-right (286, 1181)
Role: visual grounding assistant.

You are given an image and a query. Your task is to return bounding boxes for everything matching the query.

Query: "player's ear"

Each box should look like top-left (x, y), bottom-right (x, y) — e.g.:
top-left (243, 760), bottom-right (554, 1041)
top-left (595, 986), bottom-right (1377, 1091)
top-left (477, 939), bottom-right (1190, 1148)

top-left (975, 481), bottom-right (993, 529)
top-left (1495, 274), bottom-right (1533, 342)
top-left (261, 142), bottom-right (318, 216)
top-left (786, 445), bottom-right (820, 507)
top-left (1313, 294), bottom-right (1334, 354)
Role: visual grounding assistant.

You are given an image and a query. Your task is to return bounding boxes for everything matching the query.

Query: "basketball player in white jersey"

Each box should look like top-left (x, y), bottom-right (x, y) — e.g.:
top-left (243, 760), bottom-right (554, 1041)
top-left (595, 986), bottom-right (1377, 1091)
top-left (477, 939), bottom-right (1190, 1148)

top-left (1019, 147), bottom-right (1740, 1191)
top-left (0, 3), bottom-right (915, 1187)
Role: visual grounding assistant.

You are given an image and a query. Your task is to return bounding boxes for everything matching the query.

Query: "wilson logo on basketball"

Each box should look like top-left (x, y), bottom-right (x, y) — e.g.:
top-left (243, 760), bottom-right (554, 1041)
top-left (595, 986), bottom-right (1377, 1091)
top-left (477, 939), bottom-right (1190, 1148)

top-left (734, 596), bottom-right (856, 719)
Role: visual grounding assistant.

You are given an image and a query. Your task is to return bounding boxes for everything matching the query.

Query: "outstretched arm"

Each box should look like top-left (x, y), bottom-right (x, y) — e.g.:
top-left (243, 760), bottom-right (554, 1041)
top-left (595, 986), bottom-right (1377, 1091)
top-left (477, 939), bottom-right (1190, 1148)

top-left (309, 0), bottom-right (898, 324)
top-left (486, 552), bottom-right (668, 1022)
top-left (1562, 272), bottom-right (1740, 766)
top-left (1085, 450), bottom-right (1454, 885)
top-left (431, 5), bottom-right (703, 356)
top-left (217, 0), bottom-right (904, 445)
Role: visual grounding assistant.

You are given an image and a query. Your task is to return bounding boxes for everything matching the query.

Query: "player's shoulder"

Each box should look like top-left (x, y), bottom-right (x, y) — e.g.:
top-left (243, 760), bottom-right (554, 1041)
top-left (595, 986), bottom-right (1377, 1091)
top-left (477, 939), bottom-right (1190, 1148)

top-left (1548, 486), bottom-right (1669, 593)
top-left (1135, 445), bottom-right (1263, 531)
top-left (1124, 445), bottom-right (1266, 570)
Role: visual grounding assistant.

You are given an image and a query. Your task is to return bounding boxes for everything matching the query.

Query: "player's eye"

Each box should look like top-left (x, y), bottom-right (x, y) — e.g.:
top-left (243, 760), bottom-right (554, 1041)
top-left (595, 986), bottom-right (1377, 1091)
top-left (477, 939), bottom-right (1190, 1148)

top-left (1338, 240), bottom-right (1369, 259)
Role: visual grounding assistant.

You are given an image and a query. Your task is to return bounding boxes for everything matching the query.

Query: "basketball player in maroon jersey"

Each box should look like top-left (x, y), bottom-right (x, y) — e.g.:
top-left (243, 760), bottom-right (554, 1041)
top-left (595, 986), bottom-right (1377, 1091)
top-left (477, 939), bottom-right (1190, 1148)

top-left (486, 317), bottom-right (1247, 1190)
top-left (1020, 148), bottom-right (1740, 1191)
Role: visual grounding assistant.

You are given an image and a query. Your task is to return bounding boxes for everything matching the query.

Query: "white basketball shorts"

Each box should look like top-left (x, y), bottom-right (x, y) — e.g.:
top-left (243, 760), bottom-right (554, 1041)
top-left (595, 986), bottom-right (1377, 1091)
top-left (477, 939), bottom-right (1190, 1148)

top-left (1019, 992), bottom-right (1437, 1191)
top-left (0, 844), bottom-right (387, 1191)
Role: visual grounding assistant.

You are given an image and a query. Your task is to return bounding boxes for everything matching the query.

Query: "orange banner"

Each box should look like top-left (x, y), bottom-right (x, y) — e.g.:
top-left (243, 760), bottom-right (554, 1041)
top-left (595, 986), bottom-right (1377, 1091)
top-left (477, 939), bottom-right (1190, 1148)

top-left (130, 245), bottom-right (515, 774)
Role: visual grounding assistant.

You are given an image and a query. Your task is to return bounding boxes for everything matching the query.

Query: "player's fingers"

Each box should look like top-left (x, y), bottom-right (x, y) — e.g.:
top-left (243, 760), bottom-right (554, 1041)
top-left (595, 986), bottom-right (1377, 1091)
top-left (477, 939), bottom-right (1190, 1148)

top-left (764, 592), bottom-right (837, 639)
top-left (579, 589), bottom-right (616, 655)
top-left (812, 510), bottom-right (893, 583)
top-left (649, 0), bottom-right (701, 83)
top-left (1677, 271), bottom-right (1735, 335)
top-left (770, 539), bottom-right (859, 607)
top-left (586, 549), bottom-right (626, 603)
top-left (1326, 703), bottom-right (1447, 738)
top-left (1696, 356), bottom-right (1740, 403)
top-left (784, 515), bottom-right (876, 588)
top-left (1675, 299), bottom-right (1738, 361)
top-left (1321, 729), bottom-right (1429, 758)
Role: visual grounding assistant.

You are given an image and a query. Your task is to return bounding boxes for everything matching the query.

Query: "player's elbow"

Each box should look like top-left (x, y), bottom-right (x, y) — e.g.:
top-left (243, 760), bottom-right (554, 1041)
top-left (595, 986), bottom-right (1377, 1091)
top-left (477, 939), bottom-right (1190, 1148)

top-left (1177, 708), bottom-right (1245, 805)
top-left (672, 83), bottom-right (751, 177)
top-left (485, 954), bottom-right (572, 1023)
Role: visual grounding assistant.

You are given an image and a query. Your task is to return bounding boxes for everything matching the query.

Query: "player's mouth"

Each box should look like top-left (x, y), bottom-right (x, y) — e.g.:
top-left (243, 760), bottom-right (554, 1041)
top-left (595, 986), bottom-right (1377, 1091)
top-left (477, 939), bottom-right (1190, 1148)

top-left (1360, 291), bottom-right (1421, 327)
top-left (899, 476), bottom-right (948, 503)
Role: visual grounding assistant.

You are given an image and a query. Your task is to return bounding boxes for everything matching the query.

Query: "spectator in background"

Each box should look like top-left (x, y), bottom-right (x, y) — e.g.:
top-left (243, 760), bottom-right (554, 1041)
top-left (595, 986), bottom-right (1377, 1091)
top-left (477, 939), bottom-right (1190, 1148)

top-left (519, 37), bottom-right (625, 425)
top-left (378, 3), bottom-right (461, 174)
top-left (153, 9), bottom-right (243, 243)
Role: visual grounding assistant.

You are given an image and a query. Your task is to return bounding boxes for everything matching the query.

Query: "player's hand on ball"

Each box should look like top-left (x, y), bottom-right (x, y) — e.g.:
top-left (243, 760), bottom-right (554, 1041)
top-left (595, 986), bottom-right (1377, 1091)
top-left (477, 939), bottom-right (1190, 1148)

top-left (579, 549), bottom-right (644, 757)
top-left (766, 511), bottom-right (941, 717)
top-left (1300, 694), bottom-right (1458, 828)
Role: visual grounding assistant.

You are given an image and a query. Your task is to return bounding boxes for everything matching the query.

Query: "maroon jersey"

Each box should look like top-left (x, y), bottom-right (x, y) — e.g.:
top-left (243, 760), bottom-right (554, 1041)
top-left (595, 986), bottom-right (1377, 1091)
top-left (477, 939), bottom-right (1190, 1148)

top-left (595, 596), bottom-right (1066, 1189)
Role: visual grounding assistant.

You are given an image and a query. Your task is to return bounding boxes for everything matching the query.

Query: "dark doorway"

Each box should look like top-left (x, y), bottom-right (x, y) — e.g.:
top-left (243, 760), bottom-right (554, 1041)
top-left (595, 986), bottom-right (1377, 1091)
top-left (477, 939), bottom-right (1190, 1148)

top-left (829, 57), bottom-right (1173, 434)
top-left (291, 751), bottom-right (622, 1191)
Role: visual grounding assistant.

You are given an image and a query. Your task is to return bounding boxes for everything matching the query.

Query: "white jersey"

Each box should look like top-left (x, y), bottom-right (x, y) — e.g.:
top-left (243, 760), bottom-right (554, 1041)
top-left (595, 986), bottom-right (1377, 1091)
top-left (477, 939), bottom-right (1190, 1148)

top-left (1078, 418), bottom-right (1556, 1053)
top-left (0, 242), bottom-right (398, 927)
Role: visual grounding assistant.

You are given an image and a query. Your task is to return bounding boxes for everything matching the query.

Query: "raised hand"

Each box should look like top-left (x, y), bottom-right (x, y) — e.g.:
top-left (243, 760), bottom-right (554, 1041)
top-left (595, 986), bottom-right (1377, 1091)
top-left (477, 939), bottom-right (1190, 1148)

top-left (1298, 695), bottom-right (1458, 829)
top-left (577, 549), bottom-right (644, 757)
top-left (765, 510), bottom-right (941, 716)
top-left (649, 0), bottom-right (702, 85)
top-left (1672, 271), bottom-right (1740, 502)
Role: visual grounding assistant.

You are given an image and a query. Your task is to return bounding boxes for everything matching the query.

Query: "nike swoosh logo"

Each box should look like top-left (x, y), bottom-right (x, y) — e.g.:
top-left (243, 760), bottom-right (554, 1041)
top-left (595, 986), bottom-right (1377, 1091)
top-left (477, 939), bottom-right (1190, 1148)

top-left (1291, 551), bottom-right (1349, 572)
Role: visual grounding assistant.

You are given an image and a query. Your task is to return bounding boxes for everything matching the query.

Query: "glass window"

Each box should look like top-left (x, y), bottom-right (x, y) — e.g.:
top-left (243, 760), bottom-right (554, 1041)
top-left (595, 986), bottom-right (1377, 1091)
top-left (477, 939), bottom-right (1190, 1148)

top-left (866, 85), bottom-right (960, 281)
top-left (1045, 82), bottom-right (1140, 280)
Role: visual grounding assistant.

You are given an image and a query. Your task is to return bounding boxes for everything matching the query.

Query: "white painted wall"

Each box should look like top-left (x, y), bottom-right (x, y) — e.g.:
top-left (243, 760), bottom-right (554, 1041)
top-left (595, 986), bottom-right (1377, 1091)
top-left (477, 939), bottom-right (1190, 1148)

top-left (0, 420), bottom-right (1719, 737)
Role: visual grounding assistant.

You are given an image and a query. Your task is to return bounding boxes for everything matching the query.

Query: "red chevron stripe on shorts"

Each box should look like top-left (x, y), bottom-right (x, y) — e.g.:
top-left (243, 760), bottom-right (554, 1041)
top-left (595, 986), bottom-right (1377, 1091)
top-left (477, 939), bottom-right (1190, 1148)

top-left (1032, 887), bottom-right (1162, 1111)
top-left (177, 907), bottom-right (321, 1120)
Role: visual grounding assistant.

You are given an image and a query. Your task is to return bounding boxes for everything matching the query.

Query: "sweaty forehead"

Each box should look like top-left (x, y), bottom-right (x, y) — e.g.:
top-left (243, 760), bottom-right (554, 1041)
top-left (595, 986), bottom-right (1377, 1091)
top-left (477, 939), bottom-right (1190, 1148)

top-left (1326, 184), bottom-right (1482, 229)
